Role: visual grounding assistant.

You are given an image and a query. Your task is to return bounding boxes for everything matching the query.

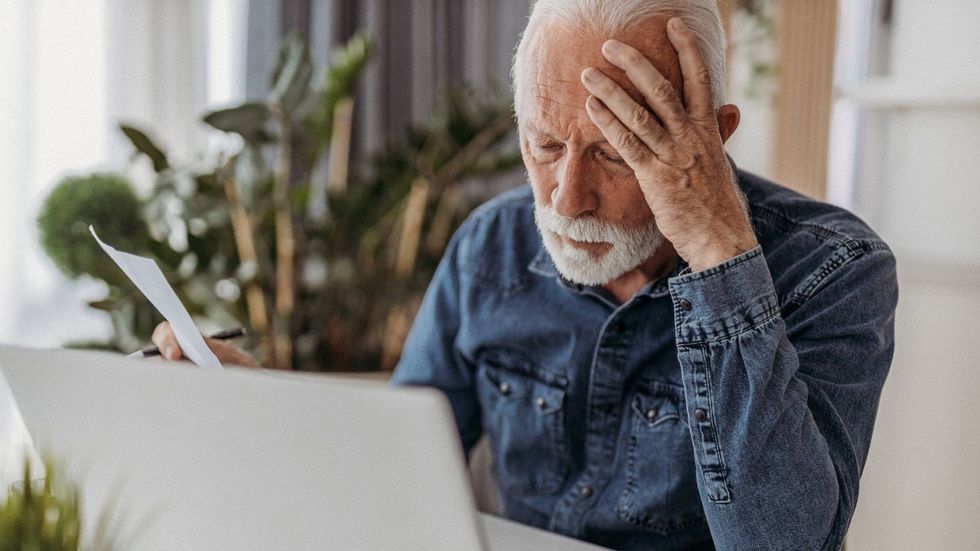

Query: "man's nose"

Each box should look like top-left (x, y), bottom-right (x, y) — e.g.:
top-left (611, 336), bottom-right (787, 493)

top-left (552, 154), bottom-right (599, 218)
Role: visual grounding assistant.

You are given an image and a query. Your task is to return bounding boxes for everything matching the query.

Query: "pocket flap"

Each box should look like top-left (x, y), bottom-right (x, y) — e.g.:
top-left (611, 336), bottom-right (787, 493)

top-left (630, 380), bottom-right (684, 426)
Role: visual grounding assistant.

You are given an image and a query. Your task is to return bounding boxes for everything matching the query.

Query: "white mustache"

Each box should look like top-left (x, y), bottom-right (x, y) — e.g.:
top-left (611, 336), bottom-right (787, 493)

top-left (534, 206), bottom-right (632, 243)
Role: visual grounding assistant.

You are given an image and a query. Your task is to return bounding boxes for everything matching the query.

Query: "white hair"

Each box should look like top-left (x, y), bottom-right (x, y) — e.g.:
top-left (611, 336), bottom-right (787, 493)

top-left (512, 0), bottom-right (727, 115)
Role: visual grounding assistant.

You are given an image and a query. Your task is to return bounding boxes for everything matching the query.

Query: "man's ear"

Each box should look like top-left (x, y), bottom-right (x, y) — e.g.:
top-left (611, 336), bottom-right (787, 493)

top-left (717, 104), bottom-right (741, 144)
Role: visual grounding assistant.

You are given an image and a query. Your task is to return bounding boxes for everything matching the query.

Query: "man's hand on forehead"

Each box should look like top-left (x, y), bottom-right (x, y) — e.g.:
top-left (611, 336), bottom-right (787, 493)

top-left (578, 17), bottom-right (758, 272)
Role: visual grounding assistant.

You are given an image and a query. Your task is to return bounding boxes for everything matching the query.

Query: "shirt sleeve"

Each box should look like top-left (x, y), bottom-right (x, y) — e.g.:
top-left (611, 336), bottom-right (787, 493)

top-left (389, 222), bottom-right (483, 458)
top-left (667, 244), bottom-right (898, 550)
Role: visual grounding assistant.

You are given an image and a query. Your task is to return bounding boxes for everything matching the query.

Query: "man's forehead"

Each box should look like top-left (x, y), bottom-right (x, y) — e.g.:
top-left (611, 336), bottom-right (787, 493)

top-left (522, 16), bottom-right (685, 115)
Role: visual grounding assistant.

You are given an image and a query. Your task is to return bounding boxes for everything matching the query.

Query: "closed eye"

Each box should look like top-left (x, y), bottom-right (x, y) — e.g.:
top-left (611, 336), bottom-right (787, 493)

top-left (598, 150), bottom-right (626, 165)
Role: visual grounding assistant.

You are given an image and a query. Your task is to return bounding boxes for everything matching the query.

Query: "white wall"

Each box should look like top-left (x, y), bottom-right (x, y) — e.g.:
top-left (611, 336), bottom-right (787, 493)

top-left (843, 1), bottom-right (980, 549)
top-left (0, 0), bottom-right (247, 349)
top-left (0, 1), bottom-right (113, 348)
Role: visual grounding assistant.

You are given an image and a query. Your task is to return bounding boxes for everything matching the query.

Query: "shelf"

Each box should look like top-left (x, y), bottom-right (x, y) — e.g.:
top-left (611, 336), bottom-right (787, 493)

top-left (835, 79), bottom-right (980, 110)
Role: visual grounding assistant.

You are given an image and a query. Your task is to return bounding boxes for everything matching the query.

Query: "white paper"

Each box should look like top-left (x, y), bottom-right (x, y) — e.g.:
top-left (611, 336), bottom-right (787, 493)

top-left (0, 369), bottom-right (43, 490)
top-left (90, 226), bottom-right (223, 370)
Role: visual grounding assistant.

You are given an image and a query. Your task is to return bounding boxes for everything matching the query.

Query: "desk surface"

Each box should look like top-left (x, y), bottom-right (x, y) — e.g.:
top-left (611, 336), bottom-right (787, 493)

top-left (481, 513), bottom-right (609, 550)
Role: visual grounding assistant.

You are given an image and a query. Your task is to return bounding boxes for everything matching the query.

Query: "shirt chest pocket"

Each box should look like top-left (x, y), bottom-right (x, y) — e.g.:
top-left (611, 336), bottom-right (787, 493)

top-left (475, 350), bottom-right (569, 496)
top-left (617, 380), bottom-right (705, 535)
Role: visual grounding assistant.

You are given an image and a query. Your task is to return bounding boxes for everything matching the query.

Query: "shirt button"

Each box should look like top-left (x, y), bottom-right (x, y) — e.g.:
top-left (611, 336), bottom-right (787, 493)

top-left (580, 485), bottom-right (593, 498)
top-left (694, 408), bottom-right (708, 422)
top-left (535, 397), bottom-right (546, 409)
top-left (499, 382), bottom-right (511, 396)
top-left (645, 408), bottom-right (657, 422)
top-left (679, 298), bottom-right (693, 312)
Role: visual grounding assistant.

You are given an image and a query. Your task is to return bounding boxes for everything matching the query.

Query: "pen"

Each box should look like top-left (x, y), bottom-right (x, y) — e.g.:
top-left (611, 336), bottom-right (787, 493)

top-left (127, 327), bottom-right (246, 359)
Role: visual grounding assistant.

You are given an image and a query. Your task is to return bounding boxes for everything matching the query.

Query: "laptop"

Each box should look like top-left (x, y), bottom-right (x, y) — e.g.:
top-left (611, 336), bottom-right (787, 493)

top-left (1, 344), bottom-right (491, 550)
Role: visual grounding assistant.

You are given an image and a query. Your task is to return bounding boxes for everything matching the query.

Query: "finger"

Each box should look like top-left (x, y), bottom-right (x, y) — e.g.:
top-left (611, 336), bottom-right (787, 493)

top-left (205, 338), bottom-right (261, 368)
top-left (151, 321), bottom-right (183, 361)
top-left (584, 95), bottom-right (660, 170)
top-left (600, 39), bottom-right (689, 135)
top-left (667, 18), bottom-right (716, 123)
top-left (581, 68), bottom-right (673, 155)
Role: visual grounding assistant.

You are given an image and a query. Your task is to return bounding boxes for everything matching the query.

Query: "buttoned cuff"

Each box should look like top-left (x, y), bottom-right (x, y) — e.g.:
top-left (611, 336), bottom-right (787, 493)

top-left (667, 246), bottom-right (779, 344)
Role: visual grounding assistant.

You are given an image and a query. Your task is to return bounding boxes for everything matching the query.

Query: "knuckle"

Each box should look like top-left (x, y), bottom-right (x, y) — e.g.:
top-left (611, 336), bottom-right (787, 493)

top-left (616, 131), bottom-right (644, 155)
top-left (636, 126), bottom-right (662, 147)
top-left (653, 80), bottom-right (676, 101)
top-left (697, 67), bottom-right (712, 86)
top-left (630, 105), bottom-right (653, 128)
top-left (664, 100), bottom-right (685, 120)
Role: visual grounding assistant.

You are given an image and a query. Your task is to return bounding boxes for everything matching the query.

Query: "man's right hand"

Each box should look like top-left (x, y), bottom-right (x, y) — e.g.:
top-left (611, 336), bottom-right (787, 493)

top-left (150, 321), bottom-right (262, 368)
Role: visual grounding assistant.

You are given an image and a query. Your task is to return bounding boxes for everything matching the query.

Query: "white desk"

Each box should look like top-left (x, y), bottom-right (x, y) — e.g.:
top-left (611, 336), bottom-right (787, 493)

top-left (481, 513), bottom-right (609, 550)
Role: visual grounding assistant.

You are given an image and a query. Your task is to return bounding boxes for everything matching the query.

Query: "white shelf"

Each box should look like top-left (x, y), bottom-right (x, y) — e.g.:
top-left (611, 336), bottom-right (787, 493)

top-left (835, 79), bottom-right (980, 109)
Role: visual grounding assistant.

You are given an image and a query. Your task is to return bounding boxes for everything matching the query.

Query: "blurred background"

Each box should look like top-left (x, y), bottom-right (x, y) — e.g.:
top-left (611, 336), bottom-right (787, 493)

top-left (0, 0), bottom-right (977, 548)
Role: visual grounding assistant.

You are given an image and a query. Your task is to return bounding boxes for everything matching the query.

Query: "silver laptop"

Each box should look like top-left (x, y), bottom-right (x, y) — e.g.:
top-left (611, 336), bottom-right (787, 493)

top-left (1, 345), bottom-right (488, 550)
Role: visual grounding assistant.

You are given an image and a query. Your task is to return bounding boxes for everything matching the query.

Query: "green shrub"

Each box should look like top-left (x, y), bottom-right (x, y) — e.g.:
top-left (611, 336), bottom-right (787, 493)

top-left (37, 173), bottom-right (148, 287)
top-left (0, 457), bottom-right (80, 551)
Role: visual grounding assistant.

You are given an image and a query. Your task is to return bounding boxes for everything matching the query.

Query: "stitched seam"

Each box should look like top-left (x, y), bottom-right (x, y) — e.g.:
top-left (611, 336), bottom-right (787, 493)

top-left (696, 310), bottom-right (781, 346)
top-left (751, 204), bottom-right (890, 307)
top-left (701, 344), bottom-right (729, 477)
top-left (750, 203), bottom-right (856, 245)
top-left (696, 345), bottom-right (731, 503)
top-left (787, 246), bottom-right (870, 306)
top-left (676, 304), bottom-right (780, 346)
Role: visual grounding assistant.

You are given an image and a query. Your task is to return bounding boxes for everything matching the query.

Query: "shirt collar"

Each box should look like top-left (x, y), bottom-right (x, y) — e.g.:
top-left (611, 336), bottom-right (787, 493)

top-left (528, 245), bottom-right (558, 278)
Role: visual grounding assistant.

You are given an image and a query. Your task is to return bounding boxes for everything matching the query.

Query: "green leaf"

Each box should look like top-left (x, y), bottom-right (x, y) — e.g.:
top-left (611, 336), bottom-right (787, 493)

top-left (202, 103), bottom-right (274, 144)
top-left (87, 298), bottom-right (115, 312)
top-left (269, 31), bottom-right (314, 115)
top-left (310, 34), bottom-right (372, 144)
top-left (119, 125), bottom-right (170, 172)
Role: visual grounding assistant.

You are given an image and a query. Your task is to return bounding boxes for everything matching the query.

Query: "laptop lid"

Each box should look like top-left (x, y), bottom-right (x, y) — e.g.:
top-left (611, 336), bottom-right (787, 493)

top-left (0, 345), bottom-right (487, 550)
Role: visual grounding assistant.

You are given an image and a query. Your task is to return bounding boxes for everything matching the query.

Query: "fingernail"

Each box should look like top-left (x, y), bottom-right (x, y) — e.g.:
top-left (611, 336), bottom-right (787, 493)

top-left (164, 346), bottom-right (175, 359)
top-left (670, 18), bottom-right (685, 30)
top-left (603, 39), bottom-right (621, 53)
top-left (582, 67), bottom-right (600, 83)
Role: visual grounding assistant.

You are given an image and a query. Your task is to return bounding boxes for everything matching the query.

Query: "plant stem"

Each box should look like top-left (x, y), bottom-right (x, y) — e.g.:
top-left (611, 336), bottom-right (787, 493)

top-left (272, 104), bottom-right (296, 370)
top-left (394, 177), bottom-right (431, 277)
top-left (326, 97), bottom-right (355, 194)
top-left (223, 174), bottom-right (271, 360)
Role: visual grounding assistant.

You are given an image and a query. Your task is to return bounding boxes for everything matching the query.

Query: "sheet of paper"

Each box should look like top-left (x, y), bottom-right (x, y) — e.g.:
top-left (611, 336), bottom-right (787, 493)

top-left (90, 226), bottom-right (223, 370)
top-left (0, 368), bottom-right (43, 489)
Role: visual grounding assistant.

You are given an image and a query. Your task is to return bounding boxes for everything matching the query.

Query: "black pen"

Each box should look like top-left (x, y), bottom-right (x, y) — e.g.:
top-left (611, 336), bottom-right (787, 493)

top-left (127, 327), bottom-right (246, 359)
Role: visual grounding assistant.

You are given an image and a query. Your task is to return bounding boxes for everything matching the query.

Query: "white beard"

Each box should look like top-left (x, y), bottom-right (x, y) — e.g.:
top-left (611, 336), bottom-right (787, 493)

top-left (533, 204), bottom-right (664, 286)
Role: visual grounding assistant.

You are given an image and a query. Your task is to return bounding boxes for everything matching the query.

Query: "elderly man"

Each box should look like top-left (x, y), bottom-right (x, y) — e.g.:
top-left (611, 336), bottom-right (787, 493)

top-left (391, 1), bottom-right (896, 549)
top-left (154, 1), bottom-right (896, 548)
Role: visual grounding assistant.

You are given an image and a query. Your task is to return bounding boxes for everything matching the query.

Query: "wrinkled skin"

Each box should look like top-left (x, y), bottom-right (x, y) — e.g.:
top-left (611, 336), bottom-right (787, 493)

top-left (519, 15), bottom-right (757, 303)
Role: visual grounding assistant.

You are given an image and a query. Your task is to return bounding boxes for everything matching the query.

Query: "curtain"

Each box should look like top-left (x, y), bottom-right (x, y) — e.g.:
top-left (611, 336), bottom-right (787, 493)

top-left (0, 0), bottom-right (222, 348)
top-left (244, 0), bottom-right (530, 168)
top-left (332, 0), bottom-right (529, 165)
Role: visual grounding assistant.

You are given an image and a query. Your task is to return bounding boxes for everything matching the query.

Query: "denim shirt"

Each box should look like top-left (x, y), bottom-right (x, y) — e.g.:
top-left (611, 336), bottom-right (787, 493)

top-left (391, 170), bottom-right (898, 550)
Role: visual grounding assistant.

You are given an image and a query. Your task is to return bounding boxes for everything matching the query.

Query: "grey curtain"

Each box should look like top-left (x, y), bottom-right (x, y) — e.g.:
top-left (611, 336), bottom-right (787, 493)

top-left (245, 0), bottom-right (531, 165)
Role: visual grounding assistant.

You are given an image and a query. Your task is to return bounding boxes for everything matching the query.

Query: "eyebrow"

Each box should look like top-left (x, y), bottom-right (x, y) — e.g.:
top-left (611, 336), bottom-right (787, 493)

top-left (524, 120), bottom-right (615, 148)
